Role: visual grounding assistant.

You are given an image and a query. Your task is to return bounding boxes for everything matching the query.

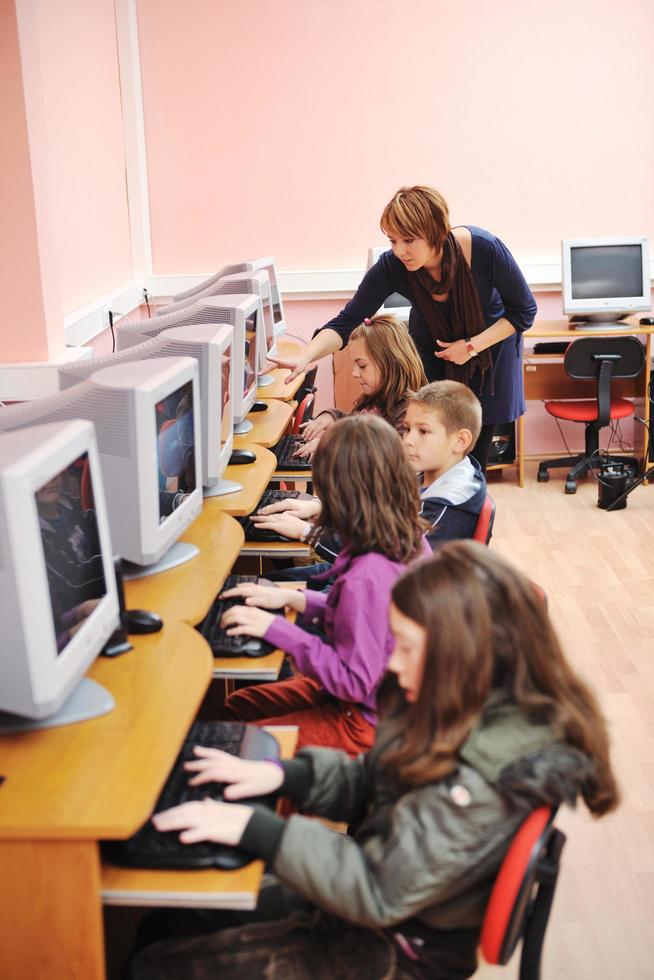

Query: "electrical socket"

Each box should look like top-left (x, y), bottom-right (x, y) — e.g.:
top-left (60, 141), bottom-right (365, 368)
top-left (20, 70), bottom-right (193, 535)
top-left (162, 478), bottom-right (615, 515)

top-left (101, 305), bottom-right (113, 329)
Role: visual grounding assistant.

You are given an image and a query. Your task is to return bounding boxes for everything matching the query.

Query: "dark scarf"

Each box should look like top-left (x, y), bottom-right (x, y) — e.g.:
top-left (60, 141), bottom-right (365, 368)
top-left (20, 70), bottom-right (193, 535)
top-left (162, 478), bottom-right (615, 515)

top-left (408, 232), bottom-right (491, 386)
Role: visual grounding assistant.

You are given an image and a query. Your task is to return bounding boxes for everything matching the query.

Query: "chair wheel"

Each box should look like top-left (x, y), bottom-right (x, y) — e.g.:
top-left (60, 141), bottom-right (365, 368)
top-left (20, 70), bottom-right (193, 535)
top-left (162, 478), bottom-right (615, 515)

top-left (537, 468), bottom-right (549, 483)
top-left (565, 480), bottom-right (577, 494)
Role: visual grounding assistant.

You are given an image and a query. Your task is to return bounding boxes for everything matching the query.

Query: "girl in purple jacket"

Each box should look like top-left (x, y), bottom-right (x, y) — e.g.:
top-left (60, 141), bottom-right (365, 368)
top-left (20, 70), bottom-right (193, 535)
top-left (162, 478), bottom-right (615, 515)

top-left (219, 414), bottom-right (430, 757)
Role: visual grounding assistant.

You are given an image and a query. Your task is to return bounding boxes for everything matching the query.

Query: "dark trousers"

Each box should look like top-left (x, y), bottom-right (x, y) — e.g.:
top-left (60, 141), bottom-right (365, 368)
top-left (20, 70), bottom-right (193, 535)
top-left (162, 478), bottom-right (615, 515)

top-left (471, 424), bottom-right (495, 474)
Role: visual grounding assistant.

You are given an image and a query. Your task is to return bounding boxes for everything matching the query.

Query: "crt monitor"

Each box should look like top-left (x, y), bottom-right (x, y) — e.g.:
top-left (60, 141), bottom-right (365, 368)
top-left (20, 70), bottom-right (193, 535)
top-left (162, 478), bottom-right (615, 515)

top-left (0, 420), bottom-right (120, 732)
top-left (219, 257), bottom-right (287, 338)
top-left (58, 324), bottom-right (239, 497)
top-left (213, 270), bottom-right (277, 385)
top-left (367, 247), bottom-right (411, 322)
top-left (562, 237), bottom-right (650, 326)
top-left (0, 357), bottom-right (203, 578)
top-left (116, 295), bottom-right (264, 433)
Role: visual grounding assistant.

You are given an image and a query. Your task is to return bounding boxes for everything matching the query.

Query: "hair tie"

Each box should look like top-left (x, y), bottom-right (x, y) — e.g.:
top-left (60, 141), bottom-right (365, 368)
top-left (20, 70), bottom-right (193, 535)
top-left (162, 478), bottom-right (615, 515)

top-left (364, 317), bottom-right (372, 325)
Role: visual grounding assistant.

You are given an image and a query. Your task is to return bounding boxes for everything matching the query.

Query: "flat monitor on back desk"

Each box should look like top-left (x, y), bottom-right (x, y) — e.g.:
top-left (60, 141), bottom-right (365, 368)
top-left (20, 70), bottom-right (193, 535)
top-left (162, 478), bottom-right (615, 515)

top-left (562, 236), bottom-right (650, 330)
top-left (0, 420), bottom-right (120, 733)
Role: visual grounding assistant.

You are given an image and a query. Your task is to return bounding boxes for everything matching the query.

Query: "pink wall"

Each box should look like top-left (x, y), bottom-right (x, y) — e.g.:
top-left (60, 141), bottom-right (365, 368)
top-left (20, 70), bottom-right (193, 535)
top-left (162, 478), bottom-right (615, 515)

top-left (31, 0), bottom-right (133, 315)
top-left (137, 0), bottom-right (654, 277)
top-left (0, 0), bottom-right (52, 361)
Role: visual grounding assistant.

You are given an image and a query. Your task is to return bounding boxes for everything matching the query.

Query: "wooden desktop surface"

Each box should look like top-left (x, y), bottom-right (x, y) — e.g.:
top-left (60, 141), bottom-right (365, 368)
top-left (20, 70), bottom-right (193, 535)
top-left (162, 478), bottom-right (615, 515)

top-left (101, 727), bottom-right (298, 910)
top-left (212, 444), bottom-right (277, 517)
top-left (0, 623), bottom-right (213, 838)
top-left (125, 509), bottom-right (245, 625)
top-left (233, 397), bottom-right (295, 449)
top-left (256, 368), bottom-right (305, 401)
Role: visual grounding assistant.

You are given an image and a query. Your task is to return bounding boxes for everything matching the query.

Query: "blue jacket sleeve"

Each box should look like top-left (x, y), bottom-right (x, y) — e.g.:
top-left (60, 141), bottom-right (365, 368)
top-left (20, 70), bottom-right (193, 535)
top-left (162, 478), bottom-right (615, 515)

top-left (316, 252), bottom-right (408, 348)
top-left (487, 237), bottom-right (537, 334)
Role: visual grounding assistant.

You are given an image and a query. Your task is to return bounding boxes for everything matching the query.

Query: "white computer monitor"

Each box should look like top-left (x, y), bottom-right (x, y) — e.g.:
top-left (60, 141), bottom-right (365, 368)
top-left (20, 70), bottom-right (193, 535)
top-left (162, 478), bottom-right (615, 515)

top-left (116, 296), bottom-right (264, 434)
top-left (562, 237), bottom-right (651, 326)
top-left (168, 266), bottom-right (232, 305)
top-left (213, 270), bottom-right (277, 385)
top-left (367, 247), bottom-right (412, 323)
top-left (58, 324), bottom-right (240, 497)
top-left (218, 257), bottom-right (287, 338)
top-left (0, 357), bottom-right (203, 578)
top-left (0, 419), bottom-right (121, 733)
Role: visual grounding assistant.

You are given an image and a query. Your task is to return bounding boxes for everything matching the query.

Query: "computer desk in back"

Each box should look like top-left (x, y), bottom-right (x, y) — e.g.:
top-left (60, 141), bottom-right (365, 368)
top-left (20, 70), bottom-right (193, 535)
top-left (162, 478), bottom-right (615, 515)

top-left (519, 316), bottom-right (654, 487)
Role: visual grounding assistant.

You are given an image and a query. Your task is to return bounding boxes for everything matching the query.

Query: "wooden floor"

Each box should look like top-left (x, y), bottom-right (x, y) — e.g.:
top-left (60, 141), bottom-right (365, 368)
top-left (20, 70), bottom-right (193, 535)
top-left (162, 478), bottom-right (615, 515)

top-left (475, 463), bottom-right (654, 979)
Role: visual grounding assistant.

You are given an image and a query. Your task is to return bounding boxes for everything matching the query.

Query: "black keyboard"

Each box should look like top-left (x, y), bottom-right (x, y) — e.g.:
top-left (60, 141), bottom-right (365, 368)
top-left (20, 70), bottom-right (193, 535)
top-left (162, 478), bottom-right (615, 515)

top-left (272, 435), bottom-right (313, 471)
top-left (196, 574), bottom-right (276, 658)
top-left (103, 721), bottom-right (280, 870)
top-left (238, 488), bottom-right (301, 542)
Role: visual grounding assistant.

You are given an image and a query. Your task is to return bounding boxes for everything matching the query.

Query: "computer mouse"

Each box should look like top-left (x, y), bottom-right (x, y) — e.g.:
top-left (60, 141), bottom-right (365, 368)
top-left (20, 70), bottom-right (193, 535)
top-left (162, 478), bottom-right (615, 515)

top-left (122, 608), bottom-right (164, 634)
top-left (250, 401), bottom-right (269, 413)
top-left (229, 449), bottom-right (256, 465)
top-left (639, 316), bottom-right (654, 325)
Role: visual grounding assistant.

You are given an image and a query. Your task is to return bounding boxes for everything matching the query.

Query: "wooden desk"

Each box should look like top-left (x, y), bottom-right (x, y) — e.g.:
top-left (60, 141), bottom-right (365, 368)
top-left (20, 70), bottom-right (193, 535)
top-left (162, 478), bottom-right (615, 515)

top-left (256, 368), bottom-right (305, 402)
top-left (0, 623), bottom-right (213, 980)
top-left (233, 398), bottom-right (295, 449)
top-left (101, 727), bottom-right (298, 911)
top-left (267, 467), bottom-right (312, 484)
top-left (213, 649), bottom-right (286, 682)
top-left (212, 445), bottom-right (277, 517)
top-left (240, 539), bottom-right (311, 559)
top-left (125, 509), bottom-right (245, 624)
top-left (517, 317), bottom-right (654, 487)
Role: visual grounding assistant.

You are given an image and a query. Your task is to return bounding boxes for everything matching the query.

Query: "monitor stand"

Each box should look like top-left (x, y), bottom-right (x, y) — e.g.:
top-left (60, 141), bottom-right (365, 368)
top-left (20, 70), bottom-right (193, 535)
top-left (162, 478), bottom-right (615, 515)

top-left (257, 373), bottom-right (275, 387)
top-left (122, 541), bottom-right (200, 581)
top-left (233, 418), bottom-right (253, 434)
top-left (203, 478), bottom-right (242, 497)
top-left (569, 313), bottom-right (632, 331)
top-left (0, 679), bottom-right (115, 735)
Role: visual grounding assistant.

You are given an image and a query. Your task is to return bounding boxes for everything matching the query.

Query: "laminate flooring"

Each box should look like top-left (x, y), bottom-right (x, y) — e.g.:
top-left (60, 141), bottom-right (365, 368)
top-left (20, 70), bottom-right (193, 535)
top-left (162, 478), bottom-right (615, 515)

top-left (475, 464), bottom-right (654, 979)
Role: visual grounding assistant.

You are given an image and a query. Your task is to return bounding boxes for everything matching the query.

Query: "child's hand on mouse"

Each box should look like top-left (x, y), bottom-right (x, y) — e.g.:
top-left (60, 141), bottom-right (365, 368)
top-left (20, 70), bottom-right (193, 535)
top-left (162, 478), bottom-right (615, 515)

top-left (184, 748), bottom-right (284, 797)
top-left (220, 603), bottom-right (276, 638)
top-left (153, 798), bottom-right (253, 846)
top-left (251, 512), bottom-right (309, 541)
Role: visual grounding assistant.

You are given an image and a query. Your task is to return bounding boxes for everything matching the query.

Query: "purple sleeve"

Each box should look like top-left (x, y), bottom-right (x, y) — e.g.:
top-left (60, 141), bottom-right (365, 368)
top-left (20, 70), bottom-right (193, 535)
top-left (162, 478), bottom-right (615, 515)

top-left (263, 577), bottom-right (390, 704)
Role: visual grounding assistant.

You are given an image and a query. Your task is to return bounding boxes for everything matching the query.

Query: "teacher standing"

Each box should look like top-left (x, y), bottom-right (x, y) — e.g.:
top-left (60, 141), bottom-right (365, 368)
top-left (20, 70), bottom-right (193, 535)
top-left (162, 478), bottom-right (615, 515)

top-left (273, 186), bottom-right (537, 472)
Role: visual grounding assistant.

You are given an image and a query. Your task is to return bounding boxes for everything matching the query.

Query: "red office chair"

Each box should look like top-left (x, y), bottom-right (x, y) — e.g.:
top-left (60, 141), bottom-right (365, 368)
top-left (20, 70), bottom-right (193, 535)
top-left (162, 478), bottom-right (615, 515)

top-left (480, 807), bottom-right (566, 980)
top-left (292, 392), bottom-right (316, 434)
top-left (537, 336), bottom-right (644, 493)
top-left (472, 494), bottom-right (495, 544)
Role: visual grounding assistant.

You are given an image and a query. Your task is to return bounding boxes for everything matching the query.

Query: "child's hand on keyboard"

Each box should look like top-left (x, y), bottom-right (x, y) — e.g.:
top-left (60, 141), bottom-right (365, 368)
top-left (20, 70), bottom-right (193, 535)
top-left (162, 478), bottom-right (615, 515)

top-left (221, 604), bottom-right (276, 638)
top-left (220, 583), bottom-right (306, 614)
top-left (251, 512), bottom-right (308, 541)
top-left (152, 798), bottom-right (254, 847)
top-left (185, 747), bottom-right (284, 798)
top-left (300, 413), bottom-right (333, 441)
top-left (257, 497), bottom-right (321, 520)
top-left (293, 436), bottom-right (320, 460)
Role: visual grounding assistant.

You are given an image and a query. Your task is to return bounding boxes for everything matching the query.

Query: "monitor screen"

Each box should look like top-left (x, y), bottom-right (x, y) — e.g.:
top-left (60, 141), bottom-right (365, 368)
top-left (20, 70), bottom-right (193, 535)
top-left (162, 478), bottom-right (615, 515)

top-left (570, 244), bottom-right (645, 300)
top-left (384, 291), bottom-right (411, 309)
top-left (271, 284), bottom-right (283, 324)
top-left (155, 380), bottom-right (197, 524)
top-left (244, 311), bottom-right (258, 395)
top-left (221, 348), bottom-right (232, 450)
top-left (35, 452), bottom-right (108, 655)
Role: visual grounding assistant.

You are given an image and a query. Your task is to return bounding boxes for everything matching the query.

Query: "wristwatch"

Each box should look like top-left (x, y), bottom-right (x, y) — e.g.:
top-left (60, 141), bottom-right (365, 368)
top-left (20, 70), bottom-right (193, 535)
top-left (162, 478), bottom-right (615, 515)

top-left (464, 337), bottom-right (478, 358)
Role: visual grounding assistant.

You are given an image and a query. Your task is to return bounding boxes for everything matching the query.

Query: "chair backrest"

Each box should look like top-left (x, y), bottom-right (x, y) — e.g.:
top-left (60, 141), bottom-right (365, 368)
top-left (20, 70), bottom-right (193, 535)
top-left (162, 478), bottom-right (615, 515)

top-left (472, 494), bottom-right (495, 544)
top-left (481, 807), bottom-right (566, 976)
top-left (292, 393), bottom-right (316, 434)
top-left (564, 335), bottom-right (645, 380)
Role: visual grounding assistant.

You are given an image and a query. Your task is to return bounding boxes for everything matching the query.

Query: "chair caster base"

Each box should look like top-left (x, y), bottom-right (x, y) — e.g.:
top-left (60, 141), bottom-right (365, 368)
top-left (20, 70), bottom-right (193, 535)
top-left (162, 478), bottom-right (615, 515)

top-left (537, 468), bottom-right (550, 483)
top-left (565, 480), bottom-right (577, 494)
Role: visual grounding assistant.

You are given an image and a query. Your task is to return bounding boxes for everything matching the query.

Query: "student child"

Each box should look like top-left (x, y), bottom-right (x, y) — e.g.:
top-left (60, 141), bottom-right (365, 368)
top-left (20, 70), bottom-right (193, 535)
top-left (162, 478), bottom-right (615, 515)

top-left (217, 414), bottom-right (430, 756)
top-left (247, 315), bottom-right (426, 562)
top-left (292, 313), bottom-right (426, 460)
top-left (403, 380), bottom-right (487, 547)
top-left (254, 379), bottom-right (487, 563)
top-left (133, 541), bottom-right (619, 980)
